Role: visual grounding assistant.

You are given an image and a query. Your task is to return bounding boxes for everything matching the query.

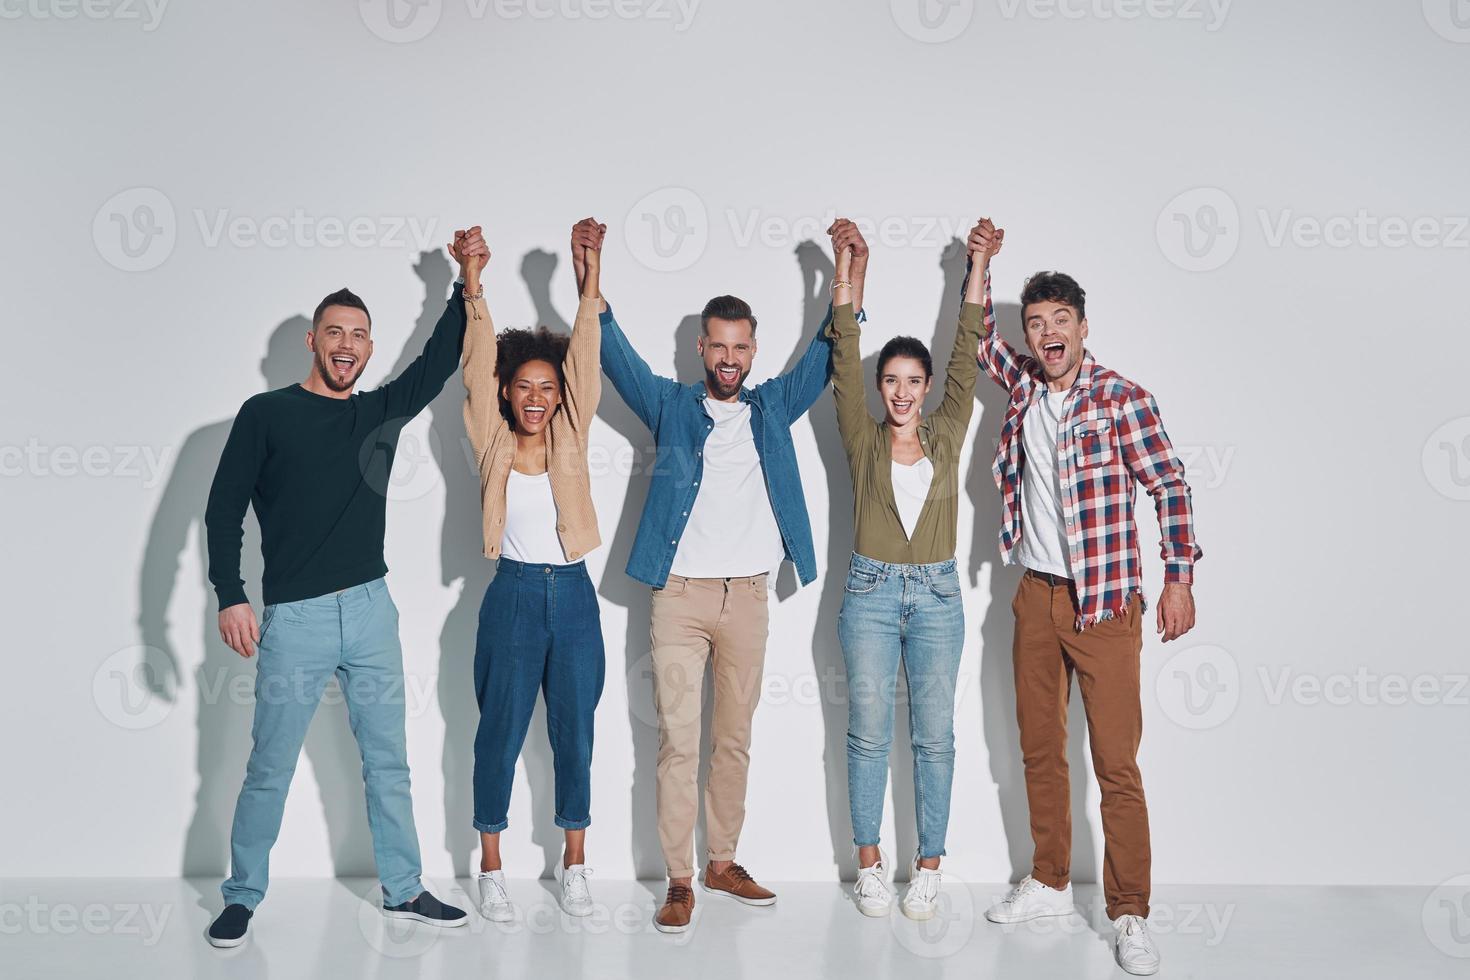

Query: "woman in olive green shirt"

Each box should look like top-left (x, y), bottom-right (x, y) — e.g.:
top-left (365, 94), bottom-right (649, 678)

top-left (826, 217), bottom-right (1003, 920)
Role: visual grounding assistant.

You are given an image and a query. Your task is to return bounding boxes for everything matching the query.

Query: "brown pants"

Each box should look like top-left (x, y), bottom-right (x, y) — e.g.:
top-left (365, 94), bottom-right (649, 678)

top-left (649, 573), bottom-right (770, 879)
top-left (1012, 571), bottom-right (1150, 919)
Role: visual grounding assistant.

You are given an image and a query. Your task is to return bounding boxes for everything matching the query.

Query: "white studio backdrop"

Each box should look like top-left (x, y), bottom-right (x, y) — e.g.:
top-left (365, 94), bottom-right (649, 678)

top-left (2, 1), bottom-right (1467, 889)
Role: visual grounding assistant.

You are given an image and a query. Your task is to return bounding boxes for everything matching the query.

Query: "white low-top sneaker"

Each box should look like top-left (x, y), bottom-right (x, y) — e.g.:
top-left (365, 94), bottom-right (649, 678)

top-left (473, 869), bottom-right (514, 923)
top-left (901, 853), bottom-right (942, 921)
top-left (554, 862), bottom-right (594, 917)
top-left (853, 860), bottom-right (893, 917)
top-left (1114, 914), bottom-right (1161, 975)
top-left (984, 875), bottom-right (1074, 923)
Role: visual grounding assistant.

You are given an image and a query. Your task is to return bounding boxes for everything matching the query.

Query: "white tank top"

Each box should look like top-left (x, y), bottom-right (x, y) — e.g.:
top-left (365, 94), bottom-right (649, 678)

top-left (501, 470), bottom-right (572, 565)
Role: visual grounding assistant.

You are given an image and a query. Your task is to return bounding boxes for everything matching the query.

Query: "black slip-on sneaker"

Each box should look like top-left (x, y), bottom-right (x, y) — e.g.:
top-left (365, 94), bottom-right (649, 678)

top-left (206, 903), bottom-right (253, 948)
top-left (382, 890), bottom-right (468, 928)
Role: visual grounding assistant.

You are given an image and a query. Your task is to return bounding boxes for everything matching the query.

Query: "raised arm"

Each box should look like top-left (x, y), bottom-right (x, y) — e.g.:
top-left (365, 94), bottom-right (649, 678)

top-left (775, 219), bottom-right (869, 423)
top-left (1116, 384), bottom-right (1201, 642)
top-left (205, 400), bottom-right (265, 657)
top-left (379, 230), bottom-right (471, 420)
top-left (824, 218), bottom-right (874, 453)
top-left (561, 218), bottom-right (605, 428)
top-left (452, 225), bottom-right (505, 465)
top-left (969, 219), bottom-right (1032, 393)
top-left (934, 217), bottom-right (1004, 429)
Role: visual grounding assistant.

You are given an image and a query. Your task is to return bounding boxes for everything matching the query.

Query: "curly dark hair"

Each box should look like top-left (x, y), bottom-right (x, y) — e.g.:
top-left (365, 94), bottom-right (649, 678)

top-left (1020, 270), bottom-right (1086, 321)
top-left (495, 326), bottom-right (569, 428)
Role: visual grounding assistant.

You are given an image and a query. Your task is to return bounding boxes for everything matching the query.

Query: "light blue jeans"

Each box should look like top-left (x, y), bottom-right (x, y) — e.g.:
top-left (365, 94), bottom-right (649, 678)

top-left (221, 578), bottom-right (423, 909)
top-left (838, 553), bottom-right (965, 859)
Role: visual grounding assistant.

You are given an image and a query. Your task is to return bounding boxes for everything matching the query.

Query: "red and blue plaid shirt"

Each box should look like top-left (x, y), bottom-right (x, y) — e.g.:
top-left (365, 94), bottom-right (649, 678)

top-left (975, 272), bottom-right (1202, 630)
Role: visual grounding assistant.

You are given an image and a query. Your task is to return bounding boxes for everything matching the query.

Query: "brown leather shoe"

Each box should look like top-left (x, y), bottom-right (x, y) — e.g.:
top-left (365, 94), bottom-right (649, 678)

top-left (653, 881), bottom-right (695, 933)
top-left (702, 862), bottom-right (776, 906)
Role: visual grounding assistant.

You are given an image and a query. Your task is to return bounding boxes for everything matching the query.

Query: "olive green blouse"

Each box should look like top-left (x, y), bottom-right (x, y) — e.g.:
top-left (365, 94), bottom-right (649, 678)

top-left (826, 300), bottom-right (987, 565)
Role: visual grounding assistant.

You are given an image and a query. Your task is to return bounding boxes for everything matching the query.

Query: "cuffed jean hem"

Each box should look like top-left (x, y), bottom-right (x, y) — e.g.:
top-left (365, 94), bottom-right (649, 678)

top-left (554, 814), bottom-right (591, 831)
top-left (918, 846), bottom-right (948, 861)
top-left (473, 818), bottom-right (509, 834)
top-left (219, 889), bottom-right (260, 912)
top-left (382, 880), bottom-right (425, 908)
top-left (852, 837), bottom-right (881, 849)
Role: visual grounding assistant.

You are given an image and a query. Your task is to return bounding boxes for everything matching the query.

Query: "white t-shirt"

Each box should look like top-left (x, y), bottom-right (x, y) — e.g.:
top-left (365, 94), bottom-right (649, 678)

top-left (501, 469), bottom-right (573, 565)
top-left (890, 456), bottom-right (934, 542)
top-left (669, 397), bottom-right (786, 579)
top-left (1017, 388), bottom-right (1074, 578)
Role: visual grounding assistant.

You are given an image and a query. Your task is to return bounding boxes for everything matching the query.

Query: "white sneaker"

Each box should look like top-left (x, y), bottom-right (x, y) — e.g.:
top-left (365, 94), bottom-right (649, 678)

top-left (853, 860), bottom-right (893, 917)
top-left (1114, 914), bottom-right (1161, 975)
top-left (554, 862), bottom-right (594, 917)
top-left (900, 852), bottom-right (942, 921)
top-left (984, 874), bottom-right (1074, 923)
top-left (473, 869), bottom-right (514, 923)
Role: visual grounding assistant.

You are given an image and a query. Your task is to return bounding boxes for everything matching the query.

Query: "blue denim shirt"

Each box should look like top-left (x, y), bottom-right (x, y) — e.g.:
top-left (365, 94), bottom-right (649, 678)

top-left (599, 303), bottom-right (845, 589)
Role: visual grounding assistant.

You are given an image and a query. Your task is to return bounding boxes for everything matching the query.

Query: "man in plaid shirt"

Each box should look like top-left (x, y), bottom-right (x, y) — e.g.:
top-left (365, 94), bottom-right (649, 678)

top-left (972, 246), bottom-right (1201, 977)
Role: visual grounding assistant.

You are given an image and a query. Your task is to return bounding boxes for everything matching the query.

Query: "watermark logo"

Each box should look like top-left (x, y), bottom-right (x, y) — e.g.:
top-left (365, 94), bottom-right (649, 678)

top-left (357, 880), bottom-right (450, 956)
top-left (357, 420), bottom-right (443, 502)
top-left (93, 646), bottom-right (174, 731)
top-left (994, 0), bottom-right (1231, 31)
top-left (1155, 643), bottom-right (1238, 730)
top-left (1422, 417), bottom-right (1470, 501)
top-left (1423, 873), bottom-right (1470, 958)
top-left (1156, 187), bottom-right (1239, 272)
top-left (891, 867), bottom-right (976, 957)
top-left (93, 187), bottom-right (176, 272)
top-left (891, 0), bottom-right (974, 42)
top-left (0, 0), bottom-right (169, 30)
top-left (1423, 0), bottom-right (1470, 43)
top-left (624, 187), bottom-right (708, 272)
top-left (360, 0), bottom-right (442, 42)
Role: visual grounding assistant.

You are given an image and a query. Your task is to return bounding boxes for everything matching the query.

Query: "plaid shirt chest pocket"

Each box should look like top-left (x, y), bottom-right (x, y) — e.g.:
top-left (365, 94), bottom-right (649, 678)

top-left (1070, 413), bottom-right (1115, 469)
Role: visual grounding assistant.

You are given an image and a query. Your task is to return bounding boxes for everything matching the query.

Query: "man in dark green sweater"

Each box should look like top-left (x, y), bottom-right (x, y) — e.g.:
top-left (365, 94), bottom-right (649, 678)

top-left (202, 226), bottom-right (490, 947)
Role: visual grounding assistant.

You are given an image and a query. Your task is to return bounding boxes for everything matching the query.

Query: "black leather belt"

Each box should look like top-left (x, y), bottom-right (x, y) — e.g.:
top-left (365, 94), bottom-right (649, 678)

top-left (1025, 568), bottom-right (1074, 587)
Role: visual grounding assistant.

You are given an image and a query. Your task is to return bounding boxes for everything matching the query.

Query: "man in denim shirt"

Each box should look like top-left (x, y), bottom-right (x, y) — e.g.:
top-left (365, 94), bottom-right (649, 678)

top-left (574, 219), bottom-right (867, 932)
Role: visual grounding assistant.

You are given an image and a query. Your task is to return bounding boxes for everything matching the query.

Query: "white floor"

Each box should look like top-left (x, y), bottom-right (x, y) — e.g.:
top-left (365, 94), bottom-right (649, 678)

top-left (3, 877), bottom-right (1463, 978)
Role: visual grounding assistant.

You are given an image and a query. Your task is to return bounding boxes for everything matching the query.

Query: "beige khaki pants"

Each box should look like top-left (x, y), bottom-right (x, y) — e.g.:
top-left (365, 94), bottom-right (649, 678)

top-left (649, 573), bottom-right (770, 879)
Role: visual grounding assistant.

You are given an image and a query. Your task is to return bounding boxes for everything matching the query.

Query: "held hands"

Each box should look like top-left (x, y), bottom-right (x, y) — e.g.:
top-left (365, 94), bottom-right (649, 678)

top-left (967, 217), bottom-right (1004, 265)
top-left (570, 217), bottom-right (606, 299)
top-left (449, 225), bottom-right (490, 291)
top-left (826, 218), bottom-right (869, 309)
top-left (1157, 582), bottom-right (1196, 643)
top-left (219, 603), bottom-right (260, 658)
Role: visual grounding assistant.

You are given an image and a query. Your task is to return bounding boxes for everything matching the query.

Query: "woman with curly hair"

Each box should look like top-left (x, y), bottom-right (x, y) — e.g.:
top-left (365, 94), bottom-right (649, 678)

top-left (452, 218), bottom-right (607, 922)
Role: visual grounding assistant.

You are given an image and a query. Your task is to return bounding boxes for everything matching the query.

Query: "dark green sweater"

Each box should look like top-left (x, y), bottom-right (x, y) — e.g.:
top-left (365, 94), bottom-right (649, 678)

top-left (205, 284), bottom-right (466, 609)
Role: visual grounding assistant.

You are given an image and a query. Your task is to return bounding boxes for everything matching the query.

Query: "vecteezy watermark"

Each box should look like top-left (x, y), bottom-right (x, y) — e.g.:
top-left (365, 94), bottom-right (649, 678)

top-left (890, 0), bottom-right (975, 43)
top-left (1423, 416), bottom-right (1470, 501)
top-left (624, 187), bottom-right (708, 273)
top-left (1257, 667), bottom-right (1469, 708)
top-left (987, 890), bottom-right (1236, 946)
top-left (1156, 187), bottom-right (1240, 272)
top-left (1424, 874), bottom-right (1470, 958)
top-left (0, 439), bottom-right (174, 488)
top-left (356, 878), bottom-right (696, 954)
top-left (994, 0), bottom-right (1231, 31)
top-left (0, 0), bottom-right (168, 30)
top-left (93, 187), bottom-right (176, 272)
top-left (1174, 444), bottom-right (1237, 491)
top-left (1154, 643), bottom-right (1239, 730)
top-left (93, 187), bottom-right (439, 272)
top-left (1423, 0), bottom-right (1470, 43)
top-left (357, 420), bottom-right (443, 503)
top-left (359, 0), bottom-right (699, 43)
top-left (725, 209), bottom-right (975, 251)
top-left (93, 646), bottom-right (175, 730)
top-left (891, 868), bottom-right (975, 958)
top-left (1257, 209), bottom-right (1470, 250)
top-left (0, 897), bottom-right (173, 945)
